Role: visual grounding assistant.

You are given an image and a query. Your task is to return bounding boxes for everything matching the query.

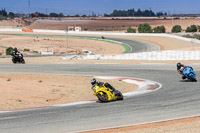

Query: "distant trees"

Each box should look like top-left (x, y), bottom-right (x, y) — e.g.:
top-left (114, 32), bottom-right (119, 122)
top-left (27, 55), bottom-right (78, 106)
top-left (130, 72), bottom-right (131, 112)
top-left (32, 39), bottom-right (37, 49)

top-left (0, 8), bottom-right (8, 20)
top-left (126, 27), bottom-right (136, 33)
top-left (112, 10), bottom-right (128, 17)
top-left (153, 26), bottom-right (166, 33)
top-left (127, 9), bottom-right (135, 16)
top-left (104, 8), bottom-right (167, 17)
top-left (138, 24), bottom-right (166, 33)
top-left (33, 12), bottom-right (48, 17)
top-left (186, 25), bottom-right (198, 32)
top-left (171, 24), bottom-right (200, 33)
top-left (8, 12), bottom-right (15, 19)
top-left (49, 13), bottom-right (59, 17)
top-left (58, 13), bottom-right (64, 17)
top-left (0, 8), bottom-right (7, 17)
top-left (74, 14), bottom-right (80, 17)
top-left (171, 25), bottom-right (182, 33)
top-left (126, 24), bottom-right (166, 33)
top-left (127, 24), bottom-right (200, 33)
top-left (156, 12), bottom-right (167, 17)
top-left (31, 12), bottom-right (64, 18)
top-left (138, 23), bottom-right (153, 33)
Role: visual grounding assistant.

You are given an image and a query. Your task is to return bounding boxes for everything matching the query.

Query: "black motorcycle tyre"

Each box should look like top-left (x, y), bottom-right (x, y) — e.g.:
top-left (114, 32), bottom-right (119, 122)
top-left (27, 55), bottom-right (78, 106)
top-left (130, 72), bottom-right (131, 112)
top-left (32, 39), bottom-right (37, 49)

top-left (12, 59), bottom-right (16, 64)
top-left (97, 92), bottom-right (108, 102)
top-left (116, 91), bottom-right (123, 100)
top-left (191, 75), bottom-right (197, 82)
top-left (21, 58), bottom-right (25, 64)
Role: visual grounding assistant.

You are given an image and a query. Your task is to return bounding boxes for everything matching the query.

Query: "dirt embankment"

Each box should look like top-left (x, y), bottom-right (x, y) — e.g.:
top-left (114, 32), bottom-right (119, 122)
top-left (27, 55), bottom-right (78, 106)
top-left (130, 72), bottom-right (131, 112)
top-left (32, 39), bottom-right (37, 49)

top-left (27, 18), bottom-right (200, 32)
top-left (0, 17), bottom-right (200, 33)
top-left (0, 18), bottom-right (29, 28)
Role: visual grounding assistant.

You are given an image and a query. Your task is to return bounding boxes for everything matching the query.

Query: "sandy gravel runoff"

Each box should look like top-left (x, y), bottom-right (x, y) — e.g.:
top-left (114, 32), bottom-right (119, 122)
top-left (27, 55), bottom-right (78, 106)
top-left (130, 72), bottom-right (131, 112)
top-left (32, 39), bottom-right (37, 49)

top-left (0, 34), bottom-right (124, 55)
top-left (84, 117), bottom-right (200, 133)
top-left (0, 74), bottom-right (138, 111)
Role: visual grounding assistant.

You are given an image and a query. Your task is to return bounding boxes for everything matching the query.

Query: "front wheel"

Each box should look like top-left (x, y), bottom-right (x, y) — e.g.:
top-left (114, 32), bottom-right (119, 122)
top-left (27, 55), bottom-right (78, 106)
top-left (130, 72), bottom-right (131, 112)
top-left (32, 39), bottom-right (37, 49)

top-left (97, 92), bottom-right (108, 102)
top-left (116, 91), bottom-right (123, 100)
top-left (191, 75), bottom-right (197, 82)
top-left (12, 58), bottom-right (16, 64)
top-left (21, 59), bottom-right (25, 64)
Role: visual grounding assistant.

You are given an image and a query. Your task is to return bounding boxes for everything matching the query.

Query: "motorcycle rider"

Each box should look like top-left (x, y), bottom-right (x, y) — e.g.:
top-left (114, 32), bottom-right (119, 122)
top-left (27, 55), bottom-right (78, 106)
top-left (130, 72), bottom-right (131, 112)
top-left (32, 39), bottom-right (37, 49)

top-left (11, 47), bottom-right (19, 58)
top-left (177, 62), bottom-right (193, 79)
top-left (18, 51), bottom-right (23, 58)
top-left (91, 78), bottom-right (116, 92)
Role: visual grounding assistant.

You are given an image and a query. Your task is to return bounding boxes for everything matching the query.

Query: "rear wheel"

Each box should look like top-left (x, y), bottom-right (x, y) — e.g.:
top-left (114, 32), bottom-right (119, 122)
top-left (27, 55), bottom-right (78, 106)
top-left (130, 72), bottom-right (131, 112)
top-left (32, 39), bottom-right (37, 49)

top-left (21, 59), bottom-right (25, 64)
top-left (97, 92), bottom-right (108, 102)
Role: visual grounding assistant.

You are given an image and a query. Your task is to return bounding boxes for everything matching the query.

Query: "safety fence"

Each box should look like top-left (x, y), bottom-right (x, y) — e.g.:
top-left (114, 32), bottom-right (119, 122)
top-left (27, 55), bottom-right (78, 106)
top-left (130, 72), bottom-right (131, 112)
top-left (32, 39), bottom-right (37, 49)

top-left (62, 51), bottom-right (200, 60)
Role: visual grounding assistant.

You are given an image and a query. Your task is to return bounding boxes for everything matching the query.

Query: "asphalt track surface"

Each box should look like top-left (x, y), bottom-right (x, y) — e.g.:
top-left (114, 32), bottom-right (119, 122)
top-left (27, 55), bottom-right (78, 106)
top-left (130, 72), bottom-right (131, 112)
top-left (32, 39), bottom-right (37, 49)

top-left (0, 63), bottom-right (200, 133)
top-left (69, 35), bottom-right (160, 53)
top-left (0, 34), bottom-right (199, 133)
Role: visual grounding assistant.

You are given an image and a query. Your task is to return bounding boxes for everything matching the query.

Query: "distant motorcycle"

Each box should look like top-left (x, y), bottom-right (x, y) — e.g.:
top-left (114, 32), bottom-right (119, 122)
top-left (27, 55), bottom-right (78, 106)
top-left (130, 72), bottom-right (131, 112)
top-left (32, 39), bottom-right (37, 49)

top-left (11, 53), bottom-right (25, 64)
top-left (101, 36), bottom-right (105, 39)
top-left (92, 84), bottom-right (123, 102)
top-left (182, 66), bottom-right (197, 82)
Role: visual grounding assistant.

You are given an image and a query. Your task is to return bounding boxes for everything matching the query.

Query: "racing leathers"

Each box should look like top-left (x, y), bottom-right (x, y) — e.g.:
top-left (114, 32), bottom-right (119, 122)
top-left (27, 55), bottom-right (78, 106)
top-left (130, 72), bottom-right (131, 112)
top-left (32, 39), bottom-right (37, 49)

top-left (177, 64), bottom-right (193, 79)
top-left (11, 49), bottom-right (19, 58)
top-left (91, 81), bottom-right (116, 92)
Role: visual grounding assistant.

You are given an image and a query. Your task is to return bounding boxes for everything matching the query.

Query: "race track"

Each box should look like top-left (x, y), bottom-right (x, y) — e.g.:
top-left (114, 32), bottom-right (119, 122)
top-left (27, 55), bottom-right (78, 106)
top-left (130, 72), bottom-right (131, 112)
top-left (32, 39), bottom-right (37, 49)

top-left (0, 63), bottom-right (200, 133)
top-left (0, 33), bottom-right (160, 53)
top-left (70, 35), bottom-right (160, 53)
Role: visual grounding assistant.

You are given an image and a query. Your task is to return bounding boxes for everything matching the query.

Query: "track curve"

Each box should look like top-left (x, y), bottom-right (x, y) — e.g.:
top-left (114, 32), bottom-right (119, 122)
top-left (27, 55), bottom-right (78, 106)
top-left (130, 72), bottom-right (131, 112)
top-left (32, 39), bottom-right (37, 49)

top-left (0, 63), bottom-right (200, 133)
top-left (0, 33), bottom-right (160, 54)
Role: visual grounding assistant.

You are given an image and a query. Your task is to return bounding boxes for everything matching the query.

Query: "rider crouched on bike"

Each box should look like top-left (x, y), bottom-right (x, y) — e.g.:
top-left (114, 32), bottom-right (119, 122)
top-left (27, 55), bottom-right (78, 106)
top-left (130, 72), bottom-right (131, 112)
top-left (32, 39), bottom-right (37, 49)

top-left (91, 78), bottom-right (116, 92)
top-left (11, 48), bottom-right (19, 58)
top-left (177, 62), bottom-right (193, 79)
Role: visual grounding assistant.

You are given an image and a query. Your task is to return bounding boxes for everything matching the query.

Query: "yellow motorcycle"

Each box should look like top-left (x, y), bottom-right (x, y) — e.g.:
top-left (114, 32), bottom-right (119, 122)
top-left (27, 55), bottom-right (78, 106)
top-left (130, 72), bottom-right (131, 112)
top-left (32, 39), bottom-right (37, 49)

top-left (93, 84), bottom-right (123, 102)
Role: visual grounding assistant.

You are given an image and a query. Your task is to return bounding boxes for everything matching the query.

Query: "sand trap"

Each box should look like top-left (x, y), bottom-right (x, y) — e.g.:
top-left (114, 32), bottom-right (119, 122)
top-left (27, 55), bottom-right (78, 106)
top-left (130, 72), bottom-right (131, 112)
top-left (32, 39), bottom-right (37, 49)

top-left (0, 74), bottom-right (138, 111)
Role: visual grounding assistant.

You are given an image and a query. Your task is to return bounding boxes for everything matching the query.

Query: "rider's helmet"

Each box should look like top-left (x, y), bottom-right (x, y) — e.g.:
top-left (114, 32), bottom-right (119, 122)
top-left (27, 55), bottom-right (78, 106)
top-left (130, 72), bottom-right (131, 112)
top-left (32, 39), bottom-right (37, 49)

top-left (13, 47), bottom-right (18, 52)
top-left (177, 62), bottom-right (182, 70)
top-left (91, 78), bottom-right (96, 85)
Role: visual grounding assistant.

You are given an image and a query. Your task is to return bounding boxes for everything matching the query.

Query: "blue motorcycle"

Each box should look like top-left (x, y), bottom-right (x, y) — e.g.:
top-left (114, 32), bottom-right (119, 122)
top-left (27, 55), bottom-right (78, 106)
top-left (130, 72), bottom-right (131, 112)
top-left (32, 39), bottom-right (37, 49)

top-left (182, 66), bottom-right (197, 82)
